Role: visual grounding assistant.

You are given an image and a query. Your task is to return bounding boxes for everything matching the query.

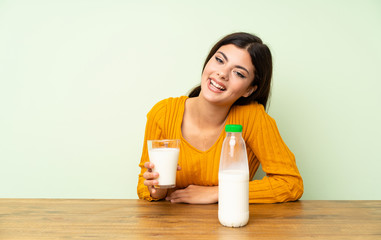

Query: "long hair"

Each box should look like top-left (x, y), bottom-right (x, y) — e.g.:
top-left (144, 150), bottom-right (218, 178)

top-left (188, 32), bottom-right (273, 109)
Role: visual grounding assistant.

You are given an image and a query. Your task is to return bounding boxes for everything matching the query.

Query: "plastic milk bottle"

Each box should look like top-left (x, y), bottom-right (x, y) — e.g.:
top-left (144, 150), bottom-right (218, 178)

top-left (218, 124), bottom-right (249, 227)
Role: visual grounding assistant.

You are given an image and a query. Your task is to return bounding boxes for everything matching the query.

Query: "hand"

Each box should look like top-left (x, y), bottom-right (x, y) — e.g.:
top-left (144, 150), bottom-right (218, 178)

top-left (143, 162), bottom-right (181, 199)
top-left (166, 185), bottom-right (218, 204)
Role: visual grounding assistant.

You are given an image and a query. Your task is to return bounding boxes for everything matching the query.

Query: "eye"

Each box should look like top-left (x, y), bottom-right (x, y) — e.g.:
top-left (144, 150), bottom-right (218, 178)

top-left (234, 71), bottom-right (246, 79)
top-left (215, 56), bottom-right (223, 64)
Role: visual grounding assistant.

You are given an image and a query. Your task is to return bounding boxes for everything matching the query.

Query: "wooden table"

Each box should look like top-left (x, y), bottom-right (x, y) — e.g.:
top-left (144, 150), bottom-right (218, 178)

top-left (0, 199), bottom-right (380, 239)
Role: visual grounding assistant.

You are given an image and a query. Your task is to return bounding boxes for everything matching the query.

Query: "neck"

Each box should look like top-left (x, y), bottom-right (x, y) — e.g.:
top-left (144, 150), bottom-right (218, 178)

top-left (189, 96), bottom-right (231, 128)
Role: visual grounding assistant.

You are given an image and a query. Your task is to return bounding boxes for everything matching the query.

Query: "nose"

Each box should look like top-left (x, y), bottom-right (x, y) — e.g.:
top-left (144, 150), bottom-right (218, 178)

top-left (217, 71), bottom-right (227, 80)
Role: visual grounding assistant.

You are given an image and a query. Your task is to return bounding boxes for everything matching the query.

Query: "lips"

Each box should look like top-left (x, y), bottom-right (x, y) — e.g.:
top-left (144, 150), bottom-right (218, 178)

top-left (208, 78), bottom-right (226, 92)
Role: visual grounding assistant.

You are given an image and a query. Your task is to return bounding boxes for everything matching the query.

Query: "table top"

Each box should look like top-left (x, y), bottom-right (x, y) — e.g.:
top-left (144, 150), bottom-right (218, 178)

top-left (0, 199), bottom-right (380, 239)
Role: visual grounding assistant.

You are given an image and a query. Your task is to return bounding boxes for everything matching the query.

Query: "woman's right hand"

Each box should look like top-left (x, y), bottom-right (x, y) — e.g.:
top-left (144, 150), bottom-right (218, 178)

top-left (143, 162), bottom-right (168, 199)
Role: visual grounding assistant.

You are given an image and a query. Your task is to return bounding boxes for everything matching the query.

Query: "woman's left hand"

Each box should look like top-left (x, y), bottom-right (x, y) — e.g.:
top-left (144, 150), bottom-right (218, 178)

top-left (166, 185), bottom-right (218, 204)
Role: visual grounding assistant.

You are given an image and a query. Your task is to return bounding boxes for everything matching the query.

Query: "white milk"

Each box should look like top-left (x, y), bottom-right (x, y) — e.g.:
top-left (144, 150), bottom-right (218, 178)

top-left (218, 170), bottom-right (249, 227)
top-left (148, 148), bottom-right (179, 188)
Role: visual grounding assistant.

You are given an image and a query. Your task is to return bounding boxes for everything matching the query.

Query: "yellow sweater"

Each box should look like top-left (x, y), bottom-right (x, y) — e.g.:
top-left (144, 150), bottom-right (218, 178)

top-left (137, 96), bottom-right (303, 203)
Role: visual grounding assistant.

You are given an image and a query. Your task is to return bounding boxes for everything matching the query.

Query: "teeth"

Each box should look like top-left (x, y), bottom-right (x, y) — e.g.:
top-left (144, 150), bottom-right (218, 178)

top-left (210, 79), bottom-right (225, 90)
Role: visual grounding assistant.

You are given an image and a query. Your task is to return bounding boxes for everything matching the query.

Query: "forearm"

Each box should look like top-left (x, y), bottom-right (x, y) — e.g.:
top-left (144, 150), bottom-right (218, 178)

top-left (249, 175), bottom-right (304, 203)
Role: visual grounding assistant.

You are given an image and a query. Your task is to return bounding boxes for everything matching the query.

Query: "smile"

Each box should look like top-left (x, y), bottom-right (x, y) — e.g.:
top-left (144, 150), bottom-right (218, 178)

top-left (209, 79), bottom-right (226, 91)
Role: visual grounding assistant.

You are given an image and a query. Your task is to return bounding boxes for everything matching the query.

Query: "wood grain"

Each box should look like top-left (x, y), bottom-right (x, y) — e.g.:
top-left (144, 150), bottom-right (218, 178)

top-left (0, 199), bottom-right (380, 239)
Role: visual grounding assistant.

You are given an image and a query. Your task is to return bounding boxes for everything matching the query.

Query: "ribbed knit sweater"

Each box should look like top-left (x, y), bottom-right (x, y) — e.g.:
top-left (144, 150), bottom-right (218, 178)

top-left (137, 96), bottom-right (303, 203)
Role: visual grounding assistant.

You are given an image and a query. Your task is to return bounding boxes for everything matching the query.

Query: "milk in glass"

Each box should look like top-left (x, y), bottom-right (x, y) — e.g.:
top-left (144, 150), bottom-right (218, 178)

top-left (147, 139), bottom-right (180, 189)
top-left (148, 148), bottom-right (179, 188)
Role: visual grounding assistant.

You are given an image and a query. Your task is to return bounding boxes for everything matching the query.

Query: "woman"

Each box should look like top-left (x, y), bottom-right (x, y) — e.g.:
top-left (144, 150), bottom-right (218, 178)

top-left (137, 32), bottom-right (303, 204)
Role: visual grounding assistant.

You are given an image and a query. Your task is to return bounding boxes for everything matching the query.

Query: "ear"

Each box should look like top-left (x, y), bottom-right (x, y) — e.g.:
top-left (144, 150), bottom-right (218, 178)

top-left (243, 85), bottom-right (257, 98)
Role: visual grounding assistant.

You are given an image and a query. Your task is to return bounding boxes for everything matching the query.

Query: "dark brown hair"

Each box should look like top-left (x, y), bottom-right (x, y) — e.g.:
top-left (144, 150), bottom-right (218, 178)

top-left (188, 32), bottom-right (273, 109)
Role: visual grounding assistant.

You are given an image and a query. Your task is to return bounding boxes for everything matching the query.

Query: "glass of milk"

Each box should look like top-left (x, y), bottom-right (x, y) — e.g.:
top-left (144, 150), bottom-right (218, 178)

top-left (147, 139), bottom-right (180, 189)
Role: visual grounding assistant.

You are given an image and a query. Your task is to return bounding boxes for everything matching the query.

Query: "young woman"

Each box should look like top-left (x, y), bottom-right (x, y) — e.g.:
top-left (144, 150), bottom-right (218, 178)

top-left (137, 32), bottom-right (303, 204)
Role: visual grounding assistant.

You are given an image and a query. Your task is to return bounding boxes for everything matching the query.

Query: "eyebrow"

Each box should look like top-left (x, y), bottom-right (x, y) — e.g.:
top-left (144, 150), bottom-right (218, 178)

top-left (217, 51), bottom-right (250, 75)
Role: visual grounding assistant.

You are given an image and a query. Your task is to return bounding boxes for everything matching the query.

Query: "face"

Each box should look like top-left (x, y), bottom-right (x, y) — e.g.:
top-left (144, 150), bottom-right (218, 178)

top-left (200, 44), bottom-right (256, 106)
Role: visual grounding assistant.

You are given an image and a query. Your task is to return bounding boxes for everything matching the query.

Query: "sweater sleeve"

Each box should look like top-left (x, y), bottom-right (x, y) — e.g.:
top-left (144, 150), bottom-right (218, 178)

top-left (137, 99), bottom-right (167, 201)
top-left (247, 105), bottom-right (304, 203)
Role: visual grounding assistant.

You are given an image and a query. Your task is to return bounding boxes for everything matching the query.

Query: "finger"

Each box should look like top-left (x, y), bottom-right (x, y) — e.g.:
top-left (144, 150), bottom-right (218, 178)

top-left (166, 189), bottom-right (186, 200)
top-left (143, 171), bottom-right (159, 180)
top-left (143, 179), bottom-right (159, 187)
top-left (169, 195), bottom-right (189, 204)
top-left (170, 198), bottom-right (183, 204)
top-left (144, 162), bottom-right (155, 170)
top-left (177, 165), bottom-right (181, 171)
top-left (147, 185), bottom-right (159, 195)
top-left (166, 190), bottom-right (175, 200)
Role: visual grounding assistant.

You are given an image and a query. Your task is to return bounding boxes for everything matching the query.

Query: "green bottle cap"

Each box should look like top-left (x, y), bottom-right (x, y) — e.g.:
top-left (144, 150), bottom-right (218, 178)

top-left (225, 124), bottom-right (243, 132)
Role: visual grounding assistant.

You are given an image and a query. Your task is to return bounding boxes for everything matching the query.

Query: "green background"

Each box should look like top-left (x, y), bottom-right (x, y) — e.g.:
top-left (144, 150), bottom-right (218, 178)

top-left (1, 0), bottom-right (380, 200)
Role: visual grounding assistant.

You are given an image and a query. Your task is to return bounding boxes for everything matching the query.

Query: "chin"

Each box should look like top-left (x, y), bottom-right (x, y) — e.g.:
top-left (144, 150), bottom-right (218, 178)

top-left (200, 92), bottom-right (231, 107)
